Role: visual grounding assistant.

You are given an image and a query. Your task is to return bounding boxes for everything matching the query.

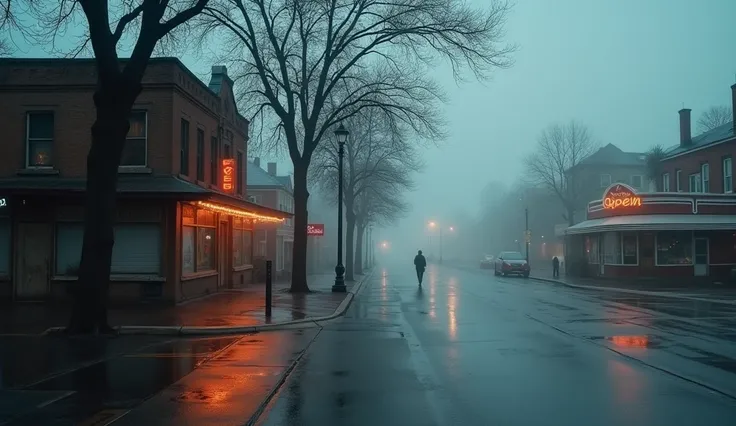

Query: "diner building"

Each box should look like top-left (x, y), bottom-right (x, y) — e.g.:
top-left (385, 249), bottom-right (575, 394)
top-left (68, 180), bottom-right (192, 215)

top-left (564, 183), bottom-right (736, 281)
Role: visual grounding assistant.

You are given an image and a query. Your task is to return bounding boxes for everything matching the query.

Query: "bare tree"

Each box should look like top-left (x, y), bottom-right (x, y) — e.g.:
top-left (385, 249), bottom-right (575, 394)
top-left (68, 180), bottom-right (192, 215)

top-left (645, 145), bottom-right (666, 189)
top-left (1, 0), bottom-right (211, 334)
top-left (525, 121), bottom-right (597, 226)
top-left (311, 108), bottom-right (419, 279)
top-left (198, 0), bottom-right (515, 292)
top-left (697, 105), bottom-right (733, 133)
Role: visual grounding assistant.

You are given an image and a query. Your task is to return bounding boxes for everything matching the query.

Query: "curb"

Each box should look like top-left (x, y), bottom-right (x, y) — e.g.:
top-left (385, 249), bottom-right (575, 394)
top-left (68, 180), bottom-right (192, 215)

top-left (42, 269), bottom-right (375, 336)
top-left (529, 276), bottom-right (736, 306)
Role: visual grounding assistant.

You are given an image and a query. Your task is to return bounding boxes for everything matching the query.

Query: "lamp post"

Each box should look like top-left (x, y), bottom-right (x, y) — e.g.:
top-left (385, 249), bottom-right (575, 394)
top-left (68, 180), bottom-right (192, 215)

top-left (332, 123), bottom-right (349, 293)
top-left (428, 221), bottom-right (453, 264)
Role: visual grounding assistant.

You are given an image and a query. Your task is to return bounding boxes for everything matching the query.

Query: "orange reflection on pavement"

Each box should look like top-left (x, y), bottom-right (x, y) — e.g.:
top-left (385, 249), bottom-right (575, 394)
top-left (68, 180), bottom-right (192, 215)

top-left (610, 335), bottom-right (649, 348)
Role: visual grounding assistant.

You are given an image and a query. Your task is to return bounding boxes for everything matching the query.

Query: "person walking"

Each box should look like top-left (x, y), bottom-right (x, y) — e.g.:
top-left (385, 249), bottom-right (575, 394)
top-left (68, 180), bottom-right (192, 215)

top-left (552, 256), bottom-right (560, 278)
top-left (414, 250), bottom-right (427, 286)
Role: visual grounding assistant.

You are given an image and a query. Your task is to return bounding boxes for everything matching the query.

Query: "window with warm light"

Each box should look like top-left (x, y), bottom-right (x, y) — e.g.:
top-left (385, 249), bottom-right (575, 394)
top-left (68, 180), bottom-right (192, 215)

top-left (182, 205), bottom-right (216, 274)
top-left (121, 111), bottom-right (147, 166)
top-left (26, 112), bottom-right (54, 167)
top-left (233, 217), bottom-right (254, 267)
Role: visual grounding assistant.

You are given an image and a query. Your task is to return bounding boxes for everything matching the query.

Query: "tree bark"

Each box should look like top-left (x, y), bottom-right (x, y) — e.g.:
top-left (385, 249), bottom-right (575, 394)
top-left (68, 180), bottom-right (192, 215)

top-left (290, 160), bottom-right (311, 292)
top-left (67, 81), bottom-right (140, 334)
top-left (345, 209), bottom-right (355, 281)
top-left (354, 219), bottom-right (364, 275)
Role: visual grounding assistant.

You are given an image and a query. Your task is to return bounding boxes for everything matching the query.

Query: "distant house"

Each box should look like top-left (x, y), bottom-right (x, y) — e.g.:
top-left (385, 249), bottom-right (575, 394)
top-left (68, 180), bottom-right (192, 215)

top-left (247, 158), bottom-right (294, 278)
top-left (656, 85), bottom-right (735, 194)
top-left (566, 143), bottom-right (649, 224)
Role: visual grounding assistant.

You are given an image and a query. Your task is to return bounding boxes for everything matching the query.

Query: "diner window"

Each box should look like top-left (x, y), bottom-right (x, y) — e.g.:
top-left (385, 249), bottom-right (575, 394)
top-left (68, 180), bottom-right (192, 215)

top-left (701, 163), bottom-right (709, 193)
top-left (181, 205), bottom-right (216, 274)
top-left (662, 173), bottom-right (670, 192)
top-left (196, 128), bottom-right (205, 181)
top-left (121, 111), bottom-right (147, 166)
top-left (655, 231), bottom-right (692, 265)
top-left (210, 136), bottom-right (218, 184)
top-left (724, 158), bottom-right (733, 193)
top-left (600, 174), bottom-right (611, 188)
top-left (622, 233), bottom-right (638, 265)
top-left (630, 175), bottom-right (643, 189)
top-left (180, 119), bottom-right (190, 175)
top-left (676, 170), bottom-right (682, 191)
top-left (233, 217), bottom-right (254, 267)
top-left (688, 173), bottom-right (701, 193)
top-left (603, 232), bottom-right (622, 265)
top-left (708, 232), bottom-right (736, 264)
top-left (585, 235), bottom-right (599, 264)
top-left (26, 112), bottom-right (54, 167)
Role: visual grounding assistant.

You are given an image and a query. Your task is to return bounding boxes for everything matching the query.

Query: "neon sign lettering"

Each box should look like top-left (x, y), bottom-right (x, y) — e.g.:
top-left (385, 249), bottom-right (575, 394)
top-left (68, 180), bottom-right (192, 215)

top-left (601, 183), bottom-right (641, 210)
top-left (222, 158), bottom-right (235, 193)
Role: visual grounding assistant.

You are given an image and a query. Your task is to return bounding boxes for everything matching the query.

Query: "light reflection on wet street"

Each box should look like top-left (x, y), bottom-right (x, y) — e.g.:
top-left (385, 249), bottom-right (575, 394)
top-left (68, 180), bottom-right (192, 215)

top-left (256, 262), bottom-right (736, 426)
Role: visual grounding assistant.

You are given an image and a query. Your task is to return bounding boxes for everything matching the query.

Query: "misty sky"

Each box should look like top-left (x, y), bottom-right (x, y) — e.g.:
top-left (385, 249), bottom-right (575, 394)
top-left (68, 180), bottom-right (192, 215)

top-left (8, 0), bottom-right (736, 255)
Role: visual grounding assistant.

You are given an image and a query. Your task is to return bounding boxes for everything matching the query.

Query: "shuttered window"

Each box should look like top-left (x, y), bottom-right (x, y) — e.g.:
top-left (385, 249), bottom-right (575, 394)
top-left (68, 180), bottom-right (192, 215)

top-left (55, 223), bottom-right (162, 275)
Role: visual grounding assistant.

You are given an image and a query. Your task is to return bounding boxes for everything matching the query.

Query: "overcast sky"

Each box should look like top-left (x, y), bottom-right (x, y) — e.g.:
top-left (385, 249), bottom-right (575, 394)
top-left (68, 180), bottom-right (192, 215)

top-left (9, 0), bottom-right (736, 256)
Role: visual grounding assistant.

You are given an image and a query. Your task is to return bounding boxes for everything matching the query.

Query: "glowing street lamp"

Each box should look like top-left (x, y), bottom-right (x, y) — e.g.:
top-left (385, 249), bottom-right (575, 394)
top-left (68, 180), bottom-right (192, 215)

top-left (427, 221), bottom-right (453, 264)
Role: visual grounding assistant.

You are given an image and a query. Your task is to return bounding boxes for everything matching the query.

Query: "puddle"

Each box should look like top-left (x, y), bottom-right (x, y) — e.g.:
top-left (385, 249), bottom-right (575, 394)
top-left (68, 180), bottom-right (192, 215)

top-left (590, 335), bottom-right (661, 349)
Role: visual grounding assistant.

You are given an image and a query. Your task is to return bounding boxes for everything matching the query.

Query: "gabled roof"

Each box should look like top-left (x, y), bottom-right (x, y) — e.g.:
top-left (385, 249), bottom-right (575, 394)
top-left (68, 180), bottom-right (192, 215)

top-left (247, 162), bottom-right (292, 193)
top-left (663, 121), bottom-right (735, 159)
top-left (578, 143), bottom-right (646, 167)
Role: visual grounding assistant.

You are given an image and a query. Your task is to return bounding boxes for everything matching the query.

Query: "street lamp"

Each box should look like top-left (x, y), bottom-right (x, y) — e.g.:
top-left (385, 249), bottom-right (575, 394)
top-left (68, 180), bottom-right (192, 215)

top-left (332, 123), bottom-right (349, 293)
top-left (428, 221), bottom-right (453, 264)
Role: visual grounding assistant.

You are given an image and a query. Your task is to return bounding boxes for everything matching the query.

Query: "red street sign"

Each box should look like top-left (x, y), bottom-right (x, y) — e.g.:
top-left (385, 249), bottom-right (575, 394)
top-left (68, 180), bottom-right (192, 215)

top-left (307, 224), bottom-right (324, 236)
top-left (222, 158), bottom-right (235, 193)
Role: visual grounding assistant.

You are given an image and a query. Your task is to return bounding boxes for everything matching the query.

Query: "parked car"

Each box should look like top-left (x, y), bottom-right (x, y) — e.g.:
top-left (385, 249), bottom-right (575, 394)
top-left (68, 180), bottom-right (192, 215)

top-left (494, 251), bottom-right (530, 278)
top-left (480, 254), bottom-right (494, 269)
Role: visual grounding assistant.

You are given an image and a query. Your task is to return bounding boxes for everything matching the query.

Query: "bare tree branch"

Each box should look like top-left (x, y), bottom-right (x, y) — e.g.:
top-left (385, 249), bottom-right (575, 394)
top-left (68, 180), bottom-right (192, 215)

top-left (697, 105), bottom-right (732, 133)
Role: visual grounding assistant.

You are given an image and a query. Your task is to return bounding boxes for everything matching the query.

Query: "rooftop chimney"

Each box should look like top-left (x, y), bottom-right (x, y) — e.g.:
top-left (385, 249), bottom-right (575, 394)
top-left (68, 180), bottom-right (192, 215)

top-left (267, 162), bottom-right (277, 176)
top-left (253, 157), bottom-right (261, 168)
top-left (679, 108), bottom-right (691, 147)
top-left (731, 84), bottom-right (736, 131)
top-left (211, 65), bottom-right (228, 77)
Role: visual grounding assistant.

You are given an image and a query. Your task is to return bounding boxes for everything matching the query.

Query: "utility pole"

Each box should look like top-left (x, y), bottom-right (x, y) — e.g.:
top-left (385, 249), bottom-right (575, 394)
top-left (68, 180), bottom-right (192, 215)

top-left (525, 207), bottom-right (530, 264)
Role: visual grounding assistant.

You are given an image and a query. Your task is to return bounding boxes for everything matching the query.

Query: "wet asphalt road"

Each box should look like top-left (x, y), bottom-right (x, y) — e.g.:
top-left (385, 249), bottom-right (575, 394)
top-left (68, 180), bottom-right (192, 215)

top-left (256, 262), bottom-right (736, 426)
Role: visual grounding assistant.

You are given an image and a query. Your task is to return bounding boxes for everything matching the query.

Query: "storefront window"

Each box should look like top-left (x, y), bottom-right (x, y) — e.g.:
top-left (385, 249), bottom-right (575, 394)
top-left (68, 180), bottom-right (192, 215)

top-left (182, 205), bottom-right (216, 274)
top-left (0, 218), bottom-right (10, 275)
top-left (233, 217), bottom-right (253, 267)
top-left (622, 234), bottom-right (638, 265)
top-left (585, 235), bottom-right (599, 264)
top-left (603, 232), bottom-right (622, 265)
top-left (709, 232), bottom-right (736, 264)
top-left (656, 231), bottom-right (692, 265)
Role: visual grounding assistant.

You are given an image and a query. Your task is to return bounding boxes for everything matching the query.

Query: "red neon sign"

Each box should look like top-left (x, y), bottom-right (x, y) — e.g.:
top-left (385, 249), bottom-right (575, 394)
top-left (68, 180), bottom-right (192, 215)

top-left (602, 183), bottom-right (641, 210)
top-left (307, 224), bottom-right (324, 236)
top-left (222, 158), bottom-right (235, 193)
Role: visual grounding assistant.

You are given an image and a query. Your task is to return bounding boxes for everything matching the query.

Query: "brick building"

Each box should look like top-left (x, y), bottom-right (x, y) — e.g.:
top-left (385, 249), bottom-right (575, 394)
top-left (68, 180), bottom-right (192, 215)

top-left (0, 58), bottom-right (290, 304)
top-left (246, 158), bottom-right (294, 279)
top-left (656, 84), bottom-right (735, 194)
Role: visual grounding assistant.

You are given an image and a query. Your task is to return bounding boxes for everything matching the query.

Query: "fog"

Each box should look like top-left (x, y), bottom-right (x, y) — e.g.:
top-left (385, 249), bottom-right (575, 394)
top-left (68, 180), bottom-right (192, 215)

top-left (8, 0), bottom-right (736, 267)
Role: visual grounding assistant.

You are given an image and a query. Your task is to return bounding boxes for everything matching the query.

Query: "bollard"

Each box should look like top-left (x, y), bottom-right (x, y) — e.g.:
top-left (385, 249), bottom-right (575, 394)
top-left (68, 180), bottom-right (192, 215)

top-left (265, 260), bottom-right (272, 317)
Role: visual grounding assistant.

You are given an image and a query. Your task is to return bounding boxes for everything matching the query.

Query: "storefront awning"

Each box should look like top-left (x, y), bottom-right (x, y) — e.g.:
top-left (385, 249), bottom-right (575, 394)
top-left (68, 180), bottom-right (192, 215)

top-left (566, 214), bottom-right (736, 235)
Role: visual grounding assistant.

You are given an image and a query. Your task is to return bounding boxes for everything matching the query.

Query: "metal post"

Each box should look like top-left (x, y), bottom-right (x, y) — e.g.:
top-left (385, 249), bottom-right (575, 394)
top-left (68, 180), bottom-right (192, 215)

top-left (525, 207), bottom-right (530, 264)
top-left (265, 260), bottom-right (272, 317)
top-left (332, 140), bottom-right (347, 292)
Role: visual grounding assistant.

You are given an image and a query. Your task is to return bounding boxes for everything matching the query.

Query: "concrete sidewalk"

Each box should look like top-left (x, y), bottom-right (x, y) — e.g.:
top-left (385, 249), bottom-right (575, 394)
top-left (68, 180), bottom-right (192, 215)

top-left (530, 272), bottom-right (736, 305)
top-left (1, 271), bottom-right (373, 336)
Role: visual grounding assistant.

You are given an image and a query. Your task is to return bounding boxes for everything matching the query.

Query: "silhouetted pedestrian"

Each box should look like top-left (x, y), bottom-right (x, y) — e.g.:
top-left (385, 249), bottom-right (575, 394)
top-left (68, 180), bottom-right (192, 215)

top-left (552, 256), bottom-right (560, 278)
top-left (414, 250), bottom-right (427, 285)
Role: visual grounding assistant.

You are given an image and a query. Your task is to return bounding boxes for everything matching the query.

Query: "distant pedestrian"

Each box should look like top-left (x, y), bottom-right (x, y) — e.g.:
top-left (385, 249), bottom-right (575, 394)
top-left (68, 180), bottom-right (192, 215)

top-left (552, 256), bottom-right (560, 278)
top-left (414, 250), bottom-right (427, 285)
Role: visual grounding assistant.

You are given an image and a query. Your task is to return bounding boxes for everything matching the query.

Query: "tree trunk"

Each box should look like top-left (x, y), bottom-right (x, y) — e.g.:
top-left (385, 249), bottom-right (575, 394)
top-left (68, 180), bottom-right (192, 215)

top-left (345, 209), bottom-right (355, 281)
top-left (354, 219), bottom-right (364, 275)
top-left (290, 160), bottom-right (310, 292)
top-left (67, 82), bottom-right (139, 334)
